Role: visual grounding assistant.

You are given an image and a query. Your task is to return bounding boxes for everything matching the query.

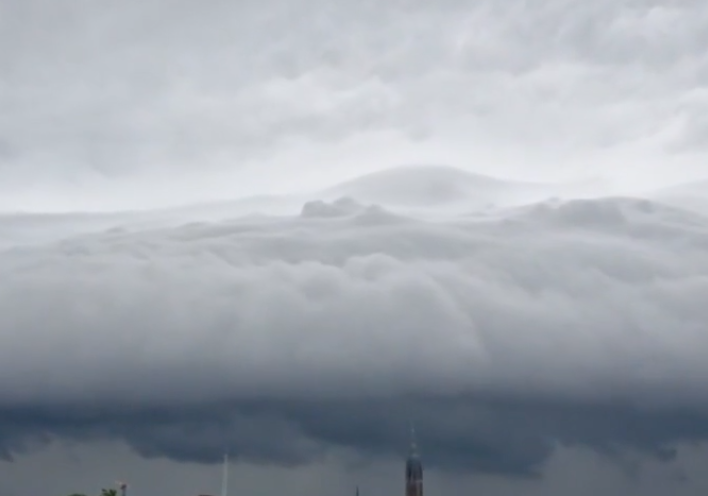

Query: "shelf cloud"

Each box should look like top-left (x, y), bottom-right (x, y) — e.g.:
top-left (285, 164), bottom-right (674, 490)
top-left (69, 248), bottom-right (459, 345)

top-left (1, 191), bottom-right (707, 476)
top-left (3, 0), bottom-right (708, 492)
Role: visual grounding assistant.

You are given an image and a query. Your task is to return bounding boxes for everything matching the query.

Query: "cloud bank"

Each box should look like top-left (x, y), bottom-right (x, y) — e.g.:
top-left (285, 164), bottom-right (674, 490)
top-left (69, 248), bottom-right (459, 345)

top-left (1, 193), bottom-right (708, 476)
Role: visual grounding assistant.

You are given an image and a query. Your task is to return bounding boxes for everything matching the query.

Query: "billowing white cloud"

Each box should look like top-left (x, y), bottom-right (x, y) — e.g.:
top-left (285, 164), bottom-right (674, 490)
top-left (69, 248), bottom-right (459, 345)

top-left (0, 187), bottom-right (707, 473)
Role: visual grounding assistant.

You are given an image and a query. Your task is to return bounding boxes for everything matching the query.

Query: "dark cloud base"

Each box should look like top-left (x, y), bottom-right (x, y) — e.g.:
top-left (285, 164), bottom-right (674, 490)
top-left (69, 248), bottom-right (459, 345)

top-left (1, 395), bottom-right (706, 477)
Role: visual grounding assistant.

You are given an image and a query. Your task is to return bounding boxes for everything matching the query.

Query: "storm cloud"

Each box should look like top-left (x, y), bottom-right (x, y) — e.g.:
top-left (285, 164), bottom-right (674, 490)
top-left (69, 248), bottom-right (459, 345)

top-left (3, 0), bottom-right (708, 491)
top-left (0, 190), bottom-right (707, 477)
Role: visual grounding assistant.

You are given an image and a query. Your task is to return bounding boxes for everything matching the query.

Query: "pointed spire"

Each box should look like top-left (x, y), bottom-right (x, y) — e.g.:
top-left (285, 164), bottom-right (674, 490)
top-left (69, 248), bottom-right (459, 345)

top-left (409, 420), bottom-right (418, 455)
top-left (221, 450), bottom-right (229, 496)
top-left (356, 485), bottom-right (359, 496)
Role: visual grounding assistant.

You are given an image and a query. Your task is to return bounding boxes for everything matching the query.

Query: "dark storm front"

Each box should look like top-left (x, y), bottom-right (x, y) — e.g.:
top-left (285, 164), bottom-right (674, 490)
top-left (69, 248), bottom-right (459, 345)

top-left (198, 432), bottom-right (423, 496)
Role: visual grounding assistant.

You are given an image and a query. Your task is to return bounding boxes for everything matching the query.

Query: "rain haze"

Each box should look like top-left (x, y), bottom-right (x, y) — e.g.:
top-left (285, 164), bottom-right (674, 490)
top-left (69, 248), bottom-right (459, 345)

top-left (1, 0), bottom-right (708, 495)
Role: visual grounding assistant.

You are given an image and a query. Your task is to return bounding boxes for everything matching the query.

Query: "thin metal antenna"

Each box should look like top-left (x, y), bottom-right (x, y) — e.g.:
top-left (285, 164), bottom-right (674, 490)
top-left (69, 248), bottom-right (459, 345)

top-left (221, 451), bottom-right (229, 496)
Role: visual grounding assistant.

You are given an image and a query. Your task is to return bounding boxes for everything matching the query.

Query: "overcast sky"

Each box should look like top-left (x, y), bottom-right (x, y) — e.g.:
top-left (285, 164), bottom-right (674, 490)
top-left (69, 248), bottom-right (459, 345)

top-left (2, 0), bottom-right (708, 211)
top-left (2, 1), bottom-right (708, 496)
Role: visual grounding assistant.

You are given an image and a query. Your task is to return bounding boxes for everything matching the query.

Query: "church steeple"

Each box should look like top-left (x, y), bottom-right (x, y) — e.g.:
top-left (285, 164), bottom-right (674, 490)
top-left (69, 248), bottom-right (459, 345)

top-left (405, 423), bottom-right (423, 496)
top-left (409, 423), bottom-right (418, 455)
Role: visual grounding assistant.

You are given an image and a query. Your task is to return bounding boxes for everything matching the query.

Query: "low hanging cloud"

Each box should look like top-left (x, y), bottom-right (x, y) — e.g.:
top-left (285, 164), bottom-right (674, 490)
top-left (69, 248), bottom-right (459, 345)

top-left (0, 196), bottom-right (708, 476)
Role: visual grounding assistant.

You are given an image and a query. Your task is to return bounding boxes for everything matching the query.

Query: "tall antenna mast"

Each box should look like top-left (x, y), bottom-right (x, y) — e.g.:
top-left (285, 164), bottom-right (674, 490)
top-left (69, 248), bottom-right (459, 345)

top-left (221, 451), bottom-right (229, 496)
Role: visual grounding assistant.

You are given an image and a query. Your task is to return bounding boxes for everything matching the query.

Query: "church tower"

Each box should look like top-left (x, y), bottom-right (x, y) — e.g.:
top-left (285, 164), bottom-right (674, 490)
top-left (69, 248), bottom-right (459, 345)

top-left (405, 425), bottom-right (423, 496)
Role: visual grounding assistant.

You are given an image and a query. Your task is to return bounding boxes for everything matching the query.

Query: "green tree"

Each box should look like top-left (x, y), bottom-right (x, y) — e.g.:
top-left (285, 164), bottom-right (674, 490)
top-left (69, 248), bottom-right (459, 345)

top-left (100, 489), bottom-right (118, 496)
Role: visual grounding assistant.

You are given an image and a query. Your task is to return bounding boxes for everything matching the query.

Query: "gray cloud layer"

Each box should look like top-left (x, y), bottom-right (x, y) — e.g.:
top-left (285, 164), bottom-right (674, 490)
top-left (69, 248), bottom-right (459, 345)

top-left (1, 194), bottom-right (707, 476)
top-left (2, 0), bottom-right (708, 210)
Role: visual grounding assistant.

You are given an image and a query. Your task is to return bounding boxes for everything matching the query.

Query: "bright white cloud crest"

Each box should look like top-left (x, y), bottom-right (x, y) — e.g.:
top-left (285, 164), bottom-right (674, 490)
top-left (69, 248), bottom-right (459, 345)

top-left (1, 181), bottom-right (707, 410)
top-left (0, 167), bottom-right (707, 474)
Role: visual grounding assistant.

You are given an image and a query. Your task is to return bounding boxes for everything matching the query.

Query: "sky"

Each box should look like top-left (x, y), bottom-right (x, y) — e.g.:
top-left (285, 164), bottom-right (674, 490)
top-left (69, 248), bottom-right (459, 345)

top-left (2, 0), bottom-right (708, 211)
top-left (2, 1), bottom-right (708, 496)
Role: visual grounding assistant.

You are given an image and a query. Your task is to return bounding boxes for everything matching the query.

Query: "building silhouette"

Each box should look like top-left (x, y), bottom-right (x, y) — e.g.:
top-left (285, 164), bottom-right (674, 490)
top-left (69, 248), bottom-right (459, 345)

top-left (405, 426), bottom-right (423, 496)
